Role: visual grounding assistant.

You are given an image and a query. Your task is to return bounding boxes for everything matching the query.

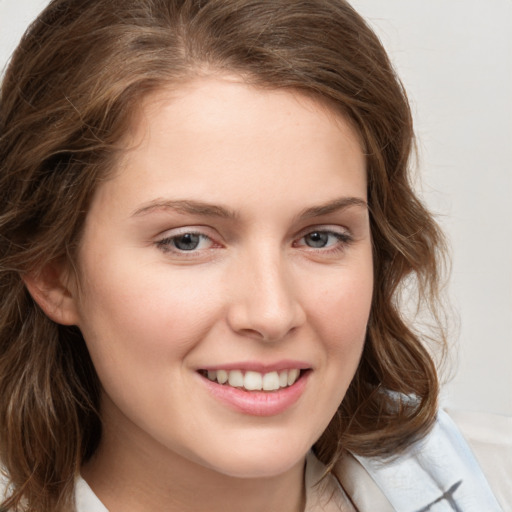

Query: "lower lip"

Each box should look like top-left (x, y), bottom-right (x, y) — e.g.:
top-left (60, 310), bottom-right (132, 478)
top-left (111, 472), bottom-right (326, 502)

top-left (199, 372), bottom-right (310, 417)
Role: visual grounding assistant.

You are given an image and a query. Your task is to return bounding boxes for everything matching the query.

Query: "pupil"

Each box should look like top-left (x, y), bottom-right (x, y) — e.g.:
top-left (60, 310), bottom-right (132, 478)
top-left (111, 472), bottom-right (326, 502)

top-left (174, 233), bottom-right (200, 251)
top-left (306, 232), bottom-right (328, 248)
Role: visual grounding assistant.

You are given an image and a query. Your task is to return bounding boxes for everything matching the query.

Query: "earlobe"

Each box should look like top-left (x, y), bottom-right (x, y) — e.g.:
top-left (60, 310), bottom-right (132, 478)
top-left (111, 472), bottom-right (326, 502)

top-left (23, 261), bottom-right (80, 326)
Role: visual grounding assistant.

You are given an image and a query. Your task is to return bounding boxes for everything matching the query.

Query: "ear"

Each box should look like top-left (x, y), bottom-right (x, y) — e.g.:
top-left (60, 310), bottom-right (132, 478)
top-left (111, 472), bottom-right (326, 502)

top-left (23, 260), bottom-right (80, 326)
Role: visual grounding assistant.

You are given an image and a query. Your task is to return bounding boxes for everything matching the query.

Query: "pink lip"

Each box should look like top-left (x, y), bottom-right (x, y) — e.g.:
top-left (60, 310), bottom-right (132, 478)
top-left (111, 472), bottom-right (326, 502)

top-left (198, 369), bottom-right (311, 417)
top-left (199, 360), bottom-right (311, 373)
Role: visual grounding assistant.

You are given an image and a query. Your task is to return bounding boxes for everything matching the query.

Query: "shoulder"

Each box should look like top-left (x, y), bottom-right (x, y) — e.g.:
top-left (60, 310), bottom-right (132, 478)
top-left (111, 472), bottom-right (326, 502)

top-left (335, 410), bottom-right (506, 511)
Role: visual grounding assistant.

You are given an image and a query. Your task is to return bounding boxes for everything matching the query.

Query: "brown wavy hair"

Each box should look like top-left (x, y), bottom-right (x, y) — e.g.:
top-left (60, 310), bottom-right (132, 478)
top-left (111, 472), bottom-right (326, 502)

top-left (0, 0), bottom-right (447, 510)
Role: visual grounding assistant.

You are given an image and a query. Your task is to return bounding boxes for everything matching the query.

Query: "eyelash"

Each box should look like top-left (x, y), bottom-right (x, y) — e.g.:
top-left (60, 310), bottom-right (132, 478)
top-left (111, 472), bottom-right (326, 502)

top-left (294, 229), bottom-right (353, 254)
top-left (156, 231), bottom-right (216, 254)
top-left (155, 227), bottom-right (353, 256)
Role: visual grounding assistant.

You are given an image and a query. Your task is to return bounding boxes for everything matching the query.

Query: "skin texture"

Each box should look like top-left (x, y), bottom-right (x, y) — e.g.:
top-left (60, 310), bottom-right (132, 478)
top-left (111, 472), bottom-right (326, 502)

top-left (64, 76), bottom-right (373, 512)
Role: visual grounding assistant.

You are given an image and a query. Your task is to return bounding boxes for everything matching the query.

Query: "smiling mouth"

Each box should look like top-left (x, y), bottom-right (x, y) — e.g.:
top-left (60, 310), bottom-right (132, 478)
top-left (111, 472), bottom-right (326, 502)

top-left (198, 369), bottom-right (306, 392)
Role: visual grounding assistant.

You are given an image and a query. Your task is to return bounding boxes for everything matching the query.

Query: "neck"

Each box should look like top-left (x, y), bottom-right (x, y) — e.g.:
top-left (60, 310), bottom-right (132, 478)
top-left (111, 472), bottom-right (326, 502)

top-left (81, 416), bottom-right (306, 512)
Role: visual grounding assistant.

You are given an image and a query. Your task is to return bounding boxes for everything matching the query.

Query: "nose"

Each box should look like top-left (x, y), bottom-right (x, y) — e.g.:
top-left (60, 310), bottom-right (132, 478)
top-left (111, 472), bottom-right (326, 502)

top-left (226, 246), bottom-right (306, 342)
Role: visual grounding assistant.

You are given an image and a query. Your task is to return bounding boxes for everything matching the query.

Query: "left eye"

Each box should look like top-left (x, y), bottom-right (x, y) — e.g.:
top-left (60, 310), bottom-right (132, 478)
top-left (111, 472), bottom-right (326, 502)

top-left (157, 232), bottom-right (213, 252)
top-left (297, 230), bottom-right (349, 249)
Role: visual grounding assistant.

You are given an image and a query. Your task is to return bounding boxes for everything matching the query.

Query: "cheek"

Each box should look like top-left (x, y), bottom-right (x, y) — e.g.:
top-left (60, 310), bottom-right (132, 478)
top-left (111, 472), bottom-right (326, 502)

top-left (75, 258), bottom-right (225, 381)
top-left (75, 267), bottom-right (226, 426)
top-left (308, 264), bottom-right (372, 413)
top-left (313, 266), bottom-right (373, 349)
top-left (297, 265), bottom-right (372, 441)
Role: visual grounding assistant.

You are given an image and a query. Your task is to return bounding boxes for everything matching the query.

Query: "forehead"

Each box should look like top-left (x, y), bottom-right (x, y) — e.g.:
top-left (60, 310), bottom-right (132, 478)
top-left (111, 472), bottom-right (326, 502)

top-left (123, 74), bottom-right (362, 158)
top-left (89, 75), bottom-right (367, 224)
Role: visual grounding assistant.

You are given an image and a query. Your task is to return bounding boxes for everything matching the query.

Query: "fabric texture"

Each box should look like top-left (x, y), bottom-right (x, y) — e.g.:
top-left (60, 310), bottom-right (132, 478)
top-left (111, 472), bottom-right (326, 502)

top-left (334, 410), bottom-right (503, 511)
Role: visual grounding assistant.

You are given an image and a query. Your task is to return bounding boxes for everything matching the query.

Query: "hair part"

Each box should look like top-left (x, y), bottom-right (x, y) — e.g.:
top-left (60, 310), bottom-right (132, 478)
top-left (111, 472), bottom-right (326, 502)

top-left (0, 0), bottom-right (447, 509)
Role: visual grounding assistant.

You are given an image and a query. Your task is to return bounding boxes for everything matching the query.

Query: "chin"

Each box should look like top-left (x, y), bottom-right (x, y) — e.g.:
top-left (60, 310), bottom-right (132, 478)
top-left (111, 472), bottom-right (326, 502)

top-left (197, 440), bottom-right (310, 479)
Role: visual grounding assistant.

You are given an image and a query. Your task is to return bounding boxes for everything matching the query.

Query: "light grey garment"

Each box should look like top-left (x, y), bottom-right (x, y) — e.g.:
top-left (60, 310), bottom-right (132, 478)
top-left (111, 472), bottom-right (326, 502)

top-left (342, 410), bottom-right (503, 511)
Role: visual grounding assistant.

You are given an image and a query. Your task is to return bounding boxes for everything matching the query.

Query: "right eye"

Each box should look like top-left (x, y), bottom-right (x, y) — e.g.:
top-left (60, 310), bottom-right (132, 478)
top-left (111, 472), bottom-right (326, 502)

top-left (156, 231), bottom-right (215, 253)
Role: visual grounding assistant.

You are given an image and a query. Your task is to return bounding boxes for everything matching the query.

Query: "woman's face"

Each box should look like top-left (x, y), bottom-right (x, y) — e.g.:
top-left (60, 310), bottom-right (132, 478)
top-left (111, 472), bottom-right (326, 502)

top-left (72, 76), bottom-right (373, 478)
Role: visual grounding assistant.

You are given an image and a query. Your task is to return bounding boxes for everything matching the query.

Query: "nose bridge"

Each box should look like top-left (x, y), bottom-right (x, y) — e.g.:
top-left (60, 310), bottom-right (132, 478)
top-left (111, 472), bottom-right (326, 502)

top-left (227, 241), bottom-right (305, 341)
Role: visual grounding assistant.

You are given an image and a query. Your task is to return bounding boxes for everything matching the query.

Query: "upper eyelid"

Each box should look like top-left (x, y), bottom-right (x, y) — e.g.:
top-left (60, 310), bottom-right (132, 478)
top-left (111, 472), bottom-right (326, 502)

top-left (294, 224), bottom-right (352, 238)
top-left (154, 225), bottom-right (351, 241)
top-left (155, 226), bottom-right (221, 251)
top-left (156, 225), bottom-right (219, 240)
top-left (153, 219), bottom-right (354, 238)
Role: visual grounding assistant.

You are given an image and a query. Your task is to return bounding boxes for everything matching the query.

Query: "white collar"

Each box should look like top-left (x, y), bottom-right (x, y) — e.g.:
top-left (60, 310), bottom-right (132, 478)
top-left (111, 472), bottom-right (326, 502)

top-left (75, 475), bottom-right (108, 512)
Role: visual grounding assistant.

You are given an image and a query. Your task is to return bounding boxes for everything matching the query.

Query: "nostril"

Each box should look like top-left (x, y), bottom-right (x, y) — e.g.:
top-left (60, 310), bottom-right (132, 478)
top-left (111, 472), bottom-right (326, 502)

top-left (237, 327), bottom-right (272, 341)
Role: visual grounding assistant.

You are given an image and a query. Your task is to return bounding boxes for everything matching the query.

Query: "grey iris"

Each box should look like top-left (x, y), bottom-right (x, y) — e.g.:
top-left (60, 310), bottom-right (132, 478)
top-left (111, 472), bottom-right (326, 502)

top-left (174, 233), bottom-right (201, 251)
top-left (305, 232), bottom-right (329, 248)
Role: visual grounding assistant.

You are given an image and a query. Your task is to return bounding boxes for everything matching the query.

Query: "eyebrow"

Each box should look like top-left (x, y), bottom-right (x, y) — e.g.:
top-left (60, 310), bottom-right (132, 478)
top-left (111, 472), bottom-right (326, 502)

top-left (131, 196), bottom-right (367, 220)
top-left (296, 197), bottom-right (368, 220)
top-left (131, 199), bottom-right (238, 219)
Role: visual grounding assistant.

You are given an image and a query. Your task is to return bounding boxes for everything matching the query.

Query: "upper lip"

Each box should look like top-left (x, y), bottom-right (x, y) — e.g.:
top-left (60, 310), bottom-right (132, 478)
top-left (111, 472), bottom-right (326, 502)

top-left (198, 360), bottom-right (312, 373)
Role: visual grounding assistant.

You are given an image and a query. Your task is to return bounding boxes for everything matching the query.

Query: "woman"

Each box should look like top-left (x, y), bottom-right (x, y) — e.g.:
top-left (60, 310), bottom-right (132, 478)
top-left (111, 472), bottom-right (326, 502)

top-left (0, 0), bottom-right (502, 510)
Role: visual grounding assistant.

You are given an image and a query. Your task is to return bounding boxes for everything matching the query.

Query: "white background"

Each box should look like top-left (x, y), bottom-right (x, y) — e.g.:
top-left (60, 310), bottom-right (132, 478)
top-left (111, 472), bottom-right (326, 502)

top-left (1, 0), bottom-right (511, 416)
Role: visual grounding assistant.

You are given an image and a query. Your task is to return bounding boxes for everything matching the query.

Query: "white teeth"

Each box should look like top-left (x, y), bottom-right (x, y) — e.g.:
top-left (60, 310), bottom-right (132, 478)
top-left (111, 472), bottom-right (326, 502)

top-left (262, 371), bottom-right (280, 391)
top-left (204, 368), bottom-right (302, 391)
top-left (228, 370), bottom-right (244, 387)
top-left (287, 368), bottom-right (300, 386)
top-left (244, 371), bottom-right (263, 391)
